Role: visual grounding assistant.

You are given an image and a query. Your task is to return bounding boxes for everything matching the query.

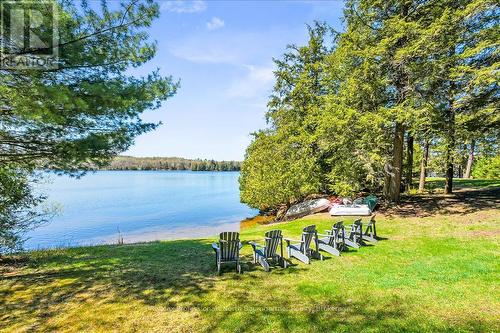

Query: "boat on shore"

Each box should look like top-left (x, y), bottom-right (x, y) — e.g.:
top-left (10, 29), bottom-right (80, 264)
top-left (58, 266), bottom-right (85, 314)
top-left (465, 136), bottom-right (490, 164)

top-left (285, 198), bottom-right (331, 218)
top-left (329, 194), bottom-right (377, 216)
top-left (329, 204), bottom-right (372, 216)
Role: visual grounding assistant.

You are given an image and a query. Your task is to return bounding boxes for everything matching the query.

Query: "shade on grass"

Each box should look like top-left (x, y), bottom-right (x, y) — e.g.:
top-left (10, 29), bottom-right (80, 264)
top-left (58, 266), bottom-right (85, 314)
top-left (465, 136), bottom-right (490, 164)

top-left (1, 183), bottom-right (499, 332)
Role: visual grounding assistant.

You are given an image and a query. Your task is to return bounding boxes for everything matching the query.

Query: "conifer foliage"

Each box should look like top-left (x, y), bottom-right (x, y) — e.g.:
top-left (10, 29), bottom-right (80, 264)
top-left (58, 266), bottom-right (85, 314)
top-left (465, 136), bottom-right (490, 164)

top-left (240, 0), bottom-right (499, 211)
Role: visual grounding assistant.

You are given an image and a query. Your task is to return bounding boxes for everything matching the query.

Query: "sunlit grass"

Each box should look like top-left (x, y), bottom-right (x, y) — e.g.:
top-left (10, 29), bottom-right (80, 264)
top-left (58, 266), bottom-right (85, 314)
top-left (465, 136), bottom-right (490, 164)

top-left (416, 177), bottom-right (500, 193)
top-left (1, 182), bottom-right (499, 332)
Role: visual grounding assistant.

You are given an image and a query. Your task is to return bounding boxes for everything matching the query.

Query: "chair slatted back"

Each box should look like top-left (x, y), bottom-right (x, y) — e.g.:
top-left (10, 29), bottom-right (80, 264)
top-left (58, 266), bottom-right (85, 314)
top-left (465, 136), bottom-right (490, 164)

top-left (300, 225), bottom-right (317, 252)
top-left (219, 232), bottom-right (240, 260)
top-left (352, 219), bottom-right (363, 234)
top-left (365, 216), bottom-right (377, 238)
top-left (349, 219), bottom-right (363, 242)
top-left (328, 221), bottom-right (344, 247)
top-left (264, 230), bottom-right (282, 258)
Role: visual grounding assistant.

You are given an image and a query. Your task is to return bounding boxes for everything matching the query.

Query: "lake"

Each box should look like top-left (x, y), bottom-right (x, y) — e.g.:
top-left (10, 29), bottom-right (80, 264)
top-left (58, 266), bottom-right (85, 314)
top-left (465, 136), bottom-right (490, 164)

top-left (26, 171), bottom-right (257, 249)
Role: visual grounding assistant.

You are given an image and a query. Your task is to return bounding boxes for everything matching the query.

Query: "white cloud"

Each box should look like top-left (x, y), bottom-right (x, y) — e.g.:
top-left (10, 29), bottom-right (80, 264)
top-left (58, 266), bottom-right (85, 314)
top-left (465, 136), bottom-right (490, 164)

top-left (206, 17), bottom-right (225, 31)
top-left (170, 37), bottom-right (239, 63)
top-left (169, 32), bottom-right (253, 64)
top-left (226, 65), bottom-right (275, 99)
top-left (169, 30), bottom-right (290, 65)
top-left (161, 0), bottom-right (206, 13)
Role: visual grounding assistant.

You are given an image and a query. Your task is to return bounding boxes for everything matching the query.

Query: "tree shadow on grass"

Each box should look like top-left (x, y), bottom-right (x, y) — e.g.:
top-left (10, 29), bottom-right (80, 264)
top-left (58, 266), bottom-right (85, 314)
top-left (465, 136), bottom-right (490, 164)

top-left (384, 187), bottom-right (500, 218)
top-left (1, 235), bottom-right (495, 332)
top-left (3, 235), bottom-right (345, 330)
top-left (5, 238), bottom-right (351, 331)
top-left (200, 290), bottom-right (492, 332)
top-left (0, 238), bottom-right (365, 329)
top-left (0, 239), bottom-right (226, 330)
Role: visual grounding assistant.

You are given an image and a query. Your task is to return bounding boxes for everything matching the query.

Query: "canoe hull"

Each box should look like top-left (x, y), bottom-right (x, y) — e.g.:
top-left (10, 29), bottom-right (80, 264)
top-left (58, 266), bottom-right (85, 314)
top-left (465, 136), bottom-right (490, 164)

top-left (285, 198), bottom-right (330, 218)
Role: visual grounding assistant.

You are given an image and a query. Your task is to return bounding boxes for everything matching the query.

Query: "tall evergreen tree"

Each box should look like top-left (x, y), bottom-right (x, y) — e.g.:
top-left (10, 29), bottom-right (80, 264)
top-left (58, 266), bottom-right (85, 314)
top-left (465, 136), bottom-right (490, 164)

top-left (0, 0), bottom-right (177, 250)
top-left (340, 0), bottom-right (435, 202)
top-left (409, 0), bottom-right (499, 193)
top-left (240, 0), bottom-right (499, 211)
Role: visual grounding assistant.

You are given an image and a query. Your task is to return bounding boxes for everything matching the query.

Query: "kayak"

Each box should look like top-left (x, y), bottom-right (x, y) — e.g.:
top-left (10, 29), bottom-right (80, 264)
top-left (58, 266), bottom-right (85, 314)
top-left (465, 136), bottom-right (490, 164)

top-left (285, 198), bottom-right (331, 218)
top-left (329, 204), bottom-right (371, 216)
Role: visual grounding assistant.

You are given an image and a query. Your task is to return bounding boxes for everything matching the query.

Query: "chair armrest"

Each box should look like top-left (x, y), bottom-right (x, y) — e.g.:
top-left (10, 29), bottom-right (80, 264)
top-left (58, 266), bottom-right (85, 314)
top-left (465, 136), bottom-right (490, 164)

top-left (249, 241), bottom-right (261, 250)
top-left (211, 243), bottom-right (219, 251)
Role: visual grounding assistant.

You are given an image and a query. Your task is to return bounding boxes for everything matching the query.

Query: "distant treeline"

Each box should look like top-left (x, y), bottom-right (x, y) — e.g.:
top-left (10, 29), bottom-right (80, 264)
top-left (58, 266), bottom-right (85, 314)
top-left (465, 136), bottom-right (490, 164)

top-left (103, 156), bottom-right (242, 171)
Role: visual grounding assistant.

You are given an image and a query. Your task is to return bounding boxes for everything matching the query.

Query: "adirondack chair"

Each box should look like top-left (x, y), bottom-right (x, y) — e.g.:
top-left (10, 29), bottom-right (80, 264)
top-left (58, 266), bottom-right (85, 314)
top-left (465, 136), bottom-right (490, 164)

top-left (345, 217), bottom-right (379, 247)
top-left (284, 225), bottom-right (323, 264)
top-left (362, 216), bottom-right (378, 243)
top-left (316, 221), bottom-right (346, 256)
top-left (344, 219), bottom-right (363, 248)
top-left (212, 232), bottom-right (242, 274)
top-left (249, 229), bottom-right (287, 272)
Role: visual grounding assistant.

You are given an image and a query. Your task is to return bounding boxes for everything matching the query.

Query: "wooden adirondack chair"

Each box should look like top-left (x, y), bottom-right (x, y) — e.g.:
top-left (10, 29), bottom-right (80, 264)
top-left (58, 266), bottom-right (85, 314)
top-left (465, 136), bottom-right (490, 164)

top-left (317, 221), bottom-right (346, 256)
top-left (249, 229), bottom-right (287, 272)
top-left (362, 215), bottom-right (378, 243)
top-left (212, 232), bottom-right (242, 274)
top-left (284, 225), bottom-right (323, 264)
top-left (345, 216), bottom-right (379, 248)
top-left (344, 219), bottom-right (363, 248)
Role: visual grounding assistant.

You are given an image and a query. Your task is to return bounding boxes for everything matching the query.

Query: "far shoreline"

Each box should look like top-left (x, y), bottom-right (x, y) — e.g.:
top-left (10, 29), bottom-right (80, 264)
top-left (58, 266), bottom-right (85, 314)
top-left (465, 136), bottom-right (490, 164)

top-left (97, 169), bottom-right (241, 172)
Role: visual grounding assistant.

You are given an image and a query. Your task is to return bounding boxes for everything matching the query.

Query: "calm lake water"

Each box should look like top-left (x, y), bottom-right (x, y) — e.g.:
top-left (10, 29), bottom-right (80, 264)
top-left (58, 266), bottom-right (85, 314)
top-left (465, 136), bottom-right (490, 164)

top-left (26, 171), bottom-right (256, 249)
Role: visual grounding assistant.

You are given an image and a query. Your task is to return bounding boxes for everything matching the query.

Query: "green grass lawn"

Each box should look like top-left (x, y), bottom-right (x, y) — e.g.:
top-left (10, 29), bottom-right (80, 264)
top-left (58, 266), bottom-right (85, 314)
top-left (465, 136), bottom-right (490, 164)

top-left (1, 181), bottom-right (499, 332)
top-left (417, 178), bottom-right (500, 192)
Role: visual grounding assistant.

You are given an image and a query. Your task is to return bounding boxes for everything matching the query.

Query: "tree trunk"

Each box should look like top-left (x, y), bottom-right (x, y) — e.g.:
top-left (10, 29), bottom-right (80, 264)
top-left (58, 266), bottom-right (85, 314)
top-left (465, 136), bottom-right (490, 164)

top-left (444, 112), bottom-right (455, 194)
top-left (383, 163), bottom-right (392, 197)
top-left (385, 2), bottom-right (409, 203)
top-left (418, 141), bottom-right (429, 193)
top-left (405, 135), bottom-right (414, 190)
top-left (445, 157), bottom-right (453, 194)
top-left (387, 122), bottom-right (405, 202)
top-left (464, 140), bottom-right (475, 178)
top-left (443, 42), bottom-right (457, 194)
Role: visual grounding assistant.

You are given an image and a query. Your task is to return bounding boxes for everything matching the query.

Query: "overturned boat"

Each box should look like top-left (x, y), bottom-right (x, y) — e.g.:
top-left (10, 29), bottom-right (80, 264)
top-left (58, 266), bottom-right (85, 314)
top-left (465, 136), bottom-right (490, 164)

top-left (285, 198), bottom-right (330, 219)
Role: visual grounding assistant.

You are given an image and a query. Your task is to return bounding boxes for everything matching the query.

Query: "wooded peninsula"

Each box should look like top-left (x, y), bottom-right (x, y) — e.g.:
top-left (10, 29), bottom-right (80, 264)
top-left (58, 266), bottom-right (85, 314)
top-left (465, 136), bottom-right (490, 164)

top-left (102, 156), bottom-right (242, 171)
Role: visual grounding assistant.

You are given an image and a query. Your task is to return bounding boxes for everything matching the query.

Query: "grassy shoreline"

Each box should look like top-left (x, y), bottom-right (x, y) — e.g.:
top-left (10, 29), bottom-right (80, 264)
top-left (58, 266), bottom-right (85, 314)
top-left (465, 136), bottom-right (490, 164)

top-left (1, 179), bottom-right (499, 332)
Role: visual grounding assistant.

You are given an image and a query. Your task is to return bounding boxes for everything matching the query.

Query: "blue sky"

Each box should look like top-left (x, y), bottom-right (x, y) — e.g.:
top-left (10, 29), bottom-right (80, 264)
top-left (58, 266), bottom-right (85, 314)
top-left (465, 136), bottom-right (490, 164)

top-left (125, 0), bottom-right (345, 160)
